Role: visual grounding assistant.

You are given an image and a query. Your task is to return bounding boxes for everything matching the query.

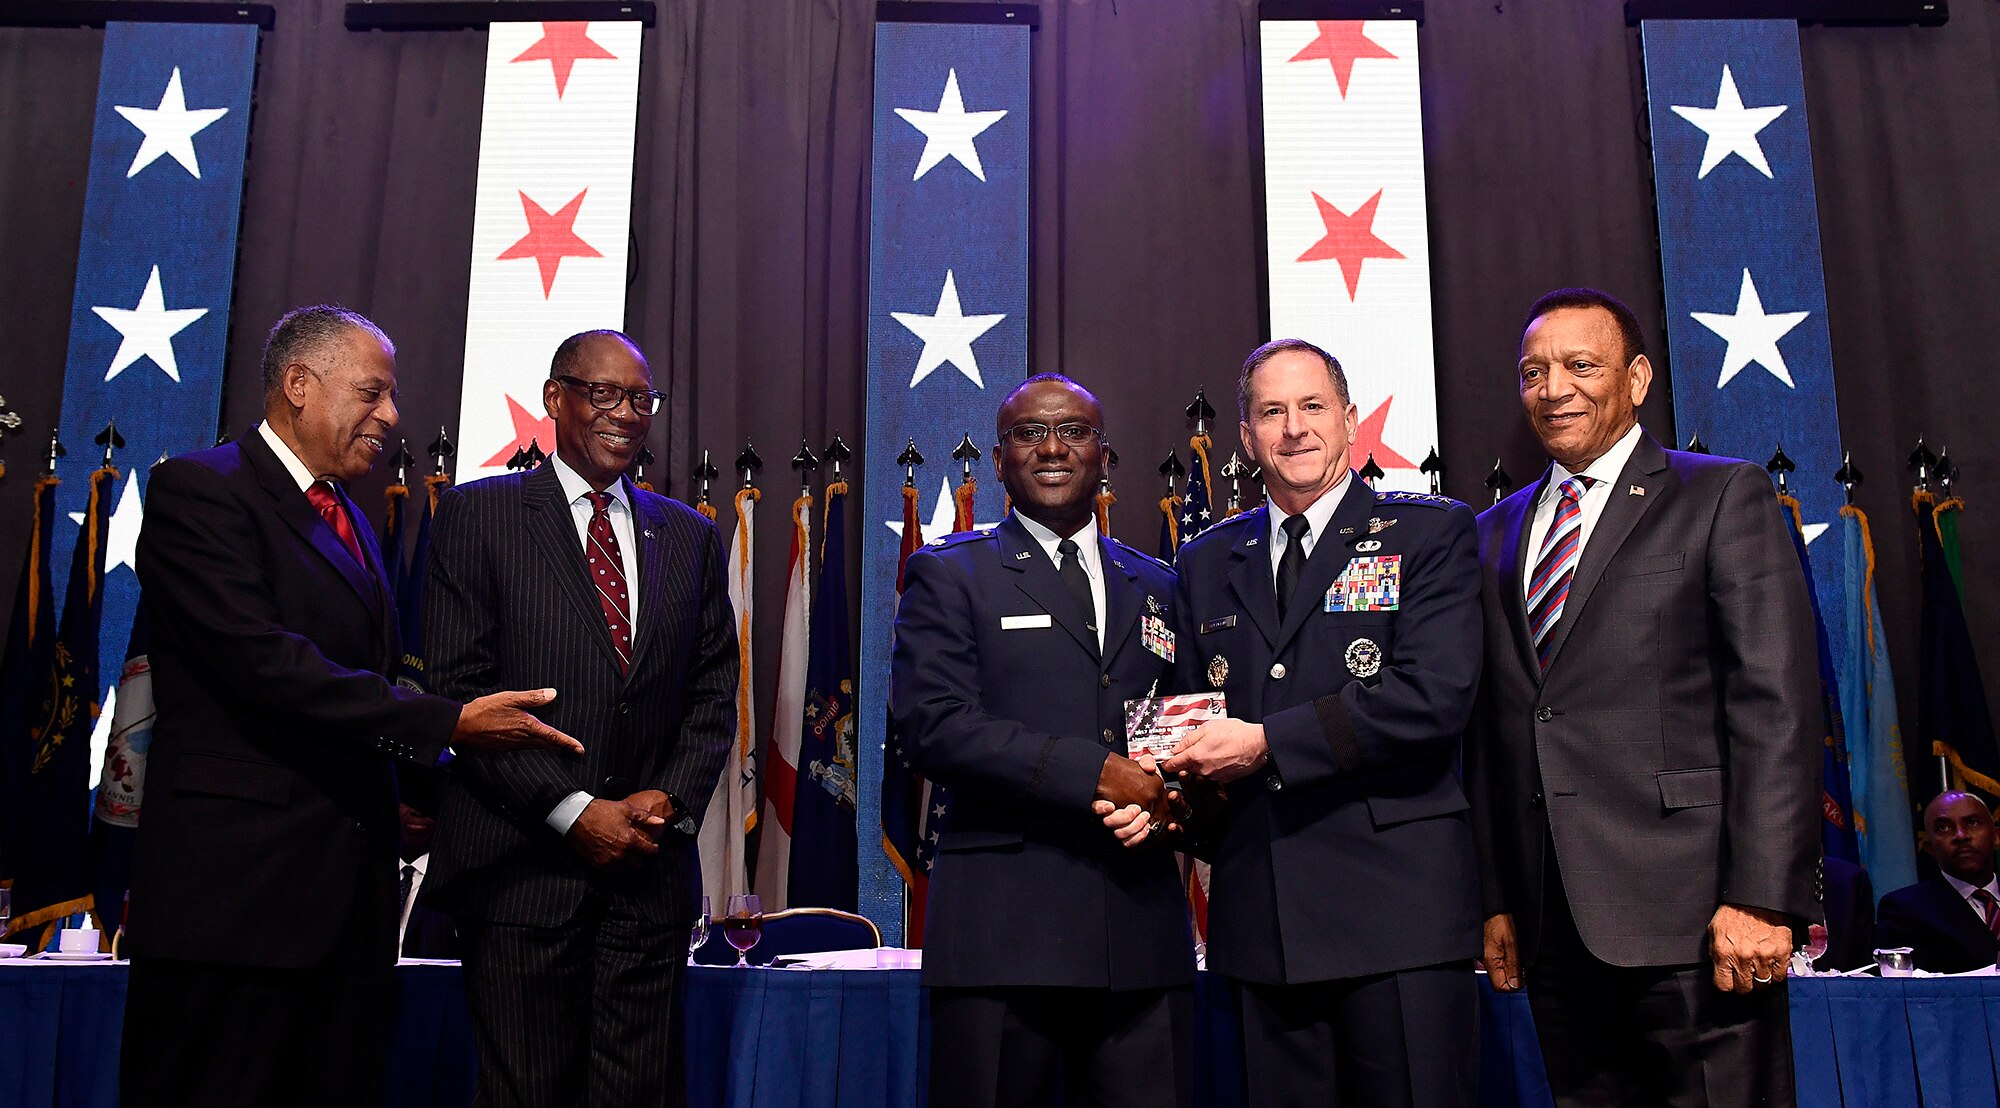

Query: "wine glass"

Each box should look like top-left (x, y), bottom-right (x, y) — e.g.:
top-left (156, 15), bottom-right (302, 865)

top-left (687, 896), bottom-right (712, 965)
top-left (1792, 922), bottom-right (1830, 978)
top-left (724, 893), bottom-right (763, 968)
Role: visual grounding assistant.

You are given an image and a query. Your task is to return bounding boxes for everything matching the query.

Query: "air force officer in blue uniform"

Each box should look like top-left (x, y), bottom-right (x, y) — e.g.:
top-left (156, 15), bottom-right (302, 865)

top-left (891, 374), bottom-right (1196, 1108)
top-left (1163, 339), bottom-right (1484, 1107)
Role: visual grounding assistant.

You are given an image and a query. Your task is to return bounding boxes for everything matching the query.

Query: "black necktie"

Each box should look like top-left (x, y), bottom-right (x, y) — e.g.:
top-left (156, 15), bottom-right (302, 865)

top-left (1055, 538), bottom-right (1097, 637)
top-left (1276, 514), bottom-right (1312, 616)
top-left (398, 863), bottom-right (416, 919)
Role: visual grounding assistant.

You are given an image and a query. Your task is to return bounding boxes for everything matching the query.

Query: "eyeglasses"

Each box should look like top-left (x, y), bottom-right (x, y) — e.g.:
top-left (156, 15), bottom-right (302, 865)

top-left (555, 375), bottom-right (664, 416)
top-left (1001, 422), bottom-right (1101, 448)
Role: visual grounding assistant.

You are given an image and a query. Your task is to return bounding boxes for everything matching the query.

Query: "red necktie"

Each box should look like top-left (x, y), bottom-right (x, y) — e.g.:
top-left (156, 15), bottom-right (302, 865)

top-left (586, 492), bottom-right (632, 674)
top-left (306, 481), bottom-right (365, 568)
top-left (1973, 888), bottom-right (2000, 940)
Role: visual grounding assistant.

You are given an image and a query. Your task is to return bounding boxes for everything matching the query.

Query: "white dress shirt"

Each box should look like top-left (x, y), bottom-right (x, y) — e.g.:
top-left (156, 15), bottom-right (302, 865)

top-left (1943, 870), bottom-right (2000, 921)
top-left (257, 421), bottom-right (323, 491)
top-left (396, 853), bottom-right (430, 949)
top-left (544, 450), bottom-right (644, 835)
top-left (1015, 512), bottom-right (1107, 650)
top-left (1266, 469), bottom-right (1354, 587)
top-left (1520, 422), bottom-right (1645, 598)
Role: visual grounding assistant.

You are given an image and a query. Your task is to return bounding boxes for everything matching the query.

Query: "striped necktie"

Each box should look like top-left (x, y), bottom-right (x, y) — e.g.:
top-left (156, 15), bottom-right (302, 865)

top-left (1972, 888), bottom-right (2000, 940)
top-left (1527, 476), bottom-right (1595, 669)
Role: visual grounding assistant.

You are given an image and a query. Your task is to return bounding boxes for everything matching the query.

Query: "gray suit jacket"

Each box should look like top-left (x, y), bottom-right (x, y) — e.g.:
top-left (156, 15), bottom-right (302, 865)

top-left (1469, 432), bottom-right (1821, 968)
top-left (421, 464), bottom-right (737, 929)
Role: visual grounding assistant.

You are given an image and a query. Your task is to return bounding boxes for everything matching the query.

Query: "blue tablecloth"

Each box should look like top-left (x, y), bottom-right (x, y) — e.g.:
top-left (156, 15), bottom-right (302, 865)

top-left (3, 962), bottom-right (1985, 1107)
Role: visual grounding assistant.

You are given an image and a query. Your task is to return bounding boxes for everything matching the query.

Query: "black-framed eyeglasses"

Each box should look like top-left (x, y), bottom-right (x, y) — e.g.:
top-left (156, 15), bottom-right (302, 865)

top-left (1001, 422), bottom-right (1101, 448)
top-left (555, 375), bottom-right (664, 416)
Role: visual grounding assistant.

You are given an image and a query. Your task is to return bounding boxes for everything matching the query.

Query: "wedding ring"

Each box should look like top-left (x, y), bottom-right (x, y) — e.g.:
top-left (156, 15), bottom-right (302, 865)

top-left (1752, 971), bottom-right (1773, 984)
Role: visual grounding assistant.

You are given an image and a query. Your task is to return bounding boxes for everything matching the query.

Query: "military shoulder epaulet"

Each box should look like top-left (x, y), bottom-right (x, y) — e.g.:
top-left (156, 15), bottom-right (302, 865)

top-left (1377, 490), bottom-right (1461, 510)
top-left (1109, 539), bottom-right (1171, 570)
top-left (1203, 509), bottom-right (1260, 530)
top-left (927, 528), bottom-right (995, 549)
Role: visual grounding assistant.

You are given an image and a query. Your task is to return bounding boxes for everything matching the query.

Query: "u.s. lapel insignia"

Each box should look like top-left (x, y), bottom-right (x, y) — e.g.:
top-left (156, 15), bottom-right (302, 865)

top-left (1207, 654), bottom-right (1230, 688)
top-left (1345, 638), bottom-right (1382, 678)
top-left (1366, 517), bottom-right (1397, 535)
top-left (1015, 551), bottom-right (1033, 560)
top-left (1355, 538), bottom-right (1383, 553)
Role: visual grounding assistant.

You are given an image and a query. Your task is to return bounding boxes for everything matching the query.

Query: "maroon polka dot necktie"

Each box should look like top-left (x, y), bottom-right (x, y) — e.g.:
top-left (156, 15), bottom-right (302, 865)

top-left (585, 491), bottom-right (632, 674)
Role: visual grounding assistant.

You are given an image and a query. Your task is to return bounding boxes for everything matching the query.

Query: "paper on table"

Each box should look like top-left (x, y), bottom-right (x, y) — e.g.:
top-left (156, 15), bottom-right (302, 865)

top-left (770, 947), bottom-right (919, 970)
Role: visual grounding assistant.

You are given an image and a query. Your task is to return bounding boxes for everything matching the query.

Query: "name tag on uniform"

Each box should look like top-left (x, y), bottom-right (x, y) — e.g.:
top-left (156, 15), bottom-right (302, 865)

top-left (1001, 614), bottom-right (1052, 630)
top-left (1141, 615), bottom-right (1175, 661)
top-left (1326, 555), bottom-right (1401, 612)
top-left (1199, 615), bottom-right (1237, 634)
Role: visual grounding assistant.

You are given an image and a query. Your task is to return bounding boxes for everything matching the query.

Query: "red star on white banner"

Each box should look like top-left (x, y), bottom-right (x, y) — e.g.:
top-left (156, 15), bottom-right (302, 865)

top-left (1297, 189), bottom-right (1404, 300)
top-left (1288, 21), bottom-right (1396, 98)
top-left (511, 22), bottom-right (617, 98)
top-left (497, 189), bottom-right (602, 297)
top-left (483, 394), bottom-right (557, 468)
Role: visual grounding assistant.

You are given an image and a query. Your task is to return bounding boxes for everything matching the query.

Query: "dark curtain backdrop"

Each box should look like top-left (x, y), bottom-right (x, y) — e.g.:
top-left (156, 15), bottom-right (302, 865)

top-left (4, 0), bottom-right (1998, 815)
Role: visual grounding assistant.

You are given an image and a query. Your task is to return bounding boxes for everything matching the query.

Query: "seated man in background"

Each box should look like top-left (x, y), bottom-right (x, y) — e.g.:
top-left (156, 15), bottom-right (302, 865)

top-left (395, 799), bottom-right (459, 960)
top-left (1877, 791), bottom-right (2000, 973)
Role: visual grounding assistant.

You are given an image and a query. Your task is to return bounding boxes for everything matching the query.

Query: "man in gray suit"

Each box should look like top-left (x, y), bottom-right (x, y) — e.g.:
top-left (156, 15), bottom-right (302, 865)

top-left (1469, 289), bottom-right (1820, 1106)
top-left (424, 330), bottom-right (737, 1107)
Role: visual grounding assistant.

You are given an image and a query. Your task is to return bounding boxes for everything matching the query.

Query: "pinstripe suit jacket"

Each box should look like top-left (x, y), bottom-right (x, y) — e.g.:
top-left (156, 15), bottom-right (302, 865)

top-left (422, 464), bottom-right (737, 928)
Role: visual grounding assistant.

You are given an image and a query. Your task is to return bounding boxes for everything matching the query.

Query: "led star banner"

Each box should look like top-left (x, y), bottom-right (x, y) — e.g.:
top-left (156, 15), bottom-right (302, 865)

top-left (1641, 20), bottom-right (1848, 658)
top-left (50, 21), bottom-right (259, 772)
top-left (860, 17), bottom-right (1031, 944)
top-left (1258, 18), bottom-right (1437, 493)
top-left (454, 21), bottom-right (641, 481)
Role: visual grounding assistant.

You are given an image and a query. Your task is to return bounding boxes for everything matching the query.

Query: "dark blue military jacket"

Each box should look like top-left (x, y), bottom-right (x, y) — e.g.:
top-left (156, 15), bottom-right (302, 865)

top-left (891, 513), bottom-right (1196, 990)
top-left (1172, 477), bottom-right (1482, 985)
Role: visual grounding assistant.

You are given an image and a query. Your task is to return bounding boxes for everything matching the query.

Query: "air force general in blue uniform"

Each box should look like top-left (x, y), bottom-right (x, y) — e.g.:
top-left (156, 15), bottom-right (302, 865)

top-left (1163, 340), bottom-right (1483, 1108)
top-left (892, 374), bottom-right (1196, 1108)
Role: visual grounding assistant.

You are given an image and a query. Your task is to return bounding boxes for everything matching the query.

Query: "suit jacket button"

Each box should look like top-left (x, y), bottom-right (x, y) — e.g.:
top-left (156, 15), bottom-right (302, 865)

top-left (1265, 774), bottom-right (1283, 792)
top-left (1536, 706), bottom-right (1554, 723)
top-left (1270, 663), bottom-right (1287, 680)
top-left (1529, 791), bottom-right (1544, 808)
top-left (604, 776), bottom-right (618, 790)
top-left (1100, 674), bottom-right (1112, 688)
top-left (618, 702), bottom-right (631, 716)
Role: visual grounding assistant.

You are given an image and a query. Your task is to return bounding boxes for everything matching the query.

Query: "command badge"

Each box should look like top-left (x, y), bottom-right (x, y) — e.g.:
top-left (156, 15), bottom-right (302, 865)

top-left (1345, 638), bottom-right (1382, 679)
top-left (1207, 654), bottom-right (1230, 688)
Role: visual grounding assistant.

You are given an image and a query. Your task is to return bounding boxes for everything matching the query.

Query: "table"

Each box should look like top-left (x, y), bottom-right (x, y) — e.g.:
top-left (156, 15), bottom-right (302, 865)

top-left (3, 961), bottom-right (1987, 1107)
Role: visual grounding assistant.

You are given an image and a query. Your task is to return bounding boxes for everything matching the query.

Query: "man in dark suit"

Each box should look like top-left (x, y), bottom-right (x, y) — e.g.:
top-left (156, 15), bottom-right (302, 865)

top-left (424, 329), bottom-right (736, 1108)
top-left (395, 801), bottom-right (459, 959)
top-left (123, 305), bottom-right (584, 1107)
top-left (1877, 791), bottom-right (2000, 973)
top-left (892, 373), bottom-right (1195, 1108)
top-left (1471, 288), bottom-right (1820, 1106)
top-left (1162, 339), bottom-right (1484, 1108)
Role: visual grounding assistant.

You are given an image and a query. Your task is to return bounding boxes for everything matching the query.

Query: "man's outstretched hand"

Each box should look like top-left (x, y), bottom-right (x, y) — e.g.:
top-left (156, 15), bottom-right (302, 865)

top-left (452, 688), bottom-right (585, 755)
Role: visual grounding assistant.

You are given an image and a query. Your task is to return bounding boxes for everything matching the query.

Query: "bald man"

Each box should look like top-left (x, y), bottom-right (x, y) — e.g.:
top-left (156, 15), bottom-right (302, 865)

top-left (1878, 792), bottom-right (2000, 973)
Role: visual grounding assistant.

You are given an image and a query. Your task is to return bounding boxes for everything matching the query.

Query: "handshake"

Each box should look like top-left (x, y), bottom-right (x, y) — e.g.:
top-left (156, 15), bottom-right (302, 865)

top-left (1090, 716), bottom-right (1272, 848)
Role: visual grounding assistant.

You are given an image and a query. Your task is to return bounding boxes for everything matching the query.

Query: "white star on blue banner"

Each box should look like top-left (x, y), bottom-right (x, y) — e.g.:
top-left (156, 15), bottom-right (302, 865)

top-left (51, 22), bottom-right (259, 734)
top-left (1642, 19), bottom-right (1847, 661)
top-left (861, 18), bottom-right (1031, 944)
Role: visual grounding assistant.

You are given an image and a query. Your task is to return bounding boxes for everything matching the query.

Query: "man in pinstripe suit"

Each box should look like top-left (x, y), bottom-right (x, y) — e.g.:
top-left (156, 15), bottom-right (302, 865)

top-left (424, 330), bottom-right (737, 1108)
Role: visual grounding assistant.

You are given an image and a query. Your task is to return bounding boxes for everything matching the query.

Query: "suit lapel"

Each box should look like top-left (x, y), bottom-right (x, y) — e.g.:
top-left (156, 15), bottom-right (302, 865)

top-left (1539, 433), bottom-right (1669, 671)
top-left (1272, 478), bottom-right (1374, 656)
top-left (1224, 507), bottom-right (1280, 648)
top-left (997, 515), bottom-right (1099, 661)
top-left (1499, 473), bottom-right (1549, 682)
top-left (524, 465), bottom-right (623, 673)
top-left (1099, 536), bottom-right (1144, 667)
top-left (244, 431), bottom-right (386, 617)
top-left (626, 483), bottom-right (668, 677)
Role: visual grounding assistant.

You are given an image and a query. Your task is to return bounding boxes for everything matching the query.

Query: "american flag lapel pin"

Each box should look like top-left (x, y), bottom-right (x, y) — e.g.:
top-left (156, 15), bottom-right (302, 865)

top-left (1629, 485), bottom-right (1645, 497)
